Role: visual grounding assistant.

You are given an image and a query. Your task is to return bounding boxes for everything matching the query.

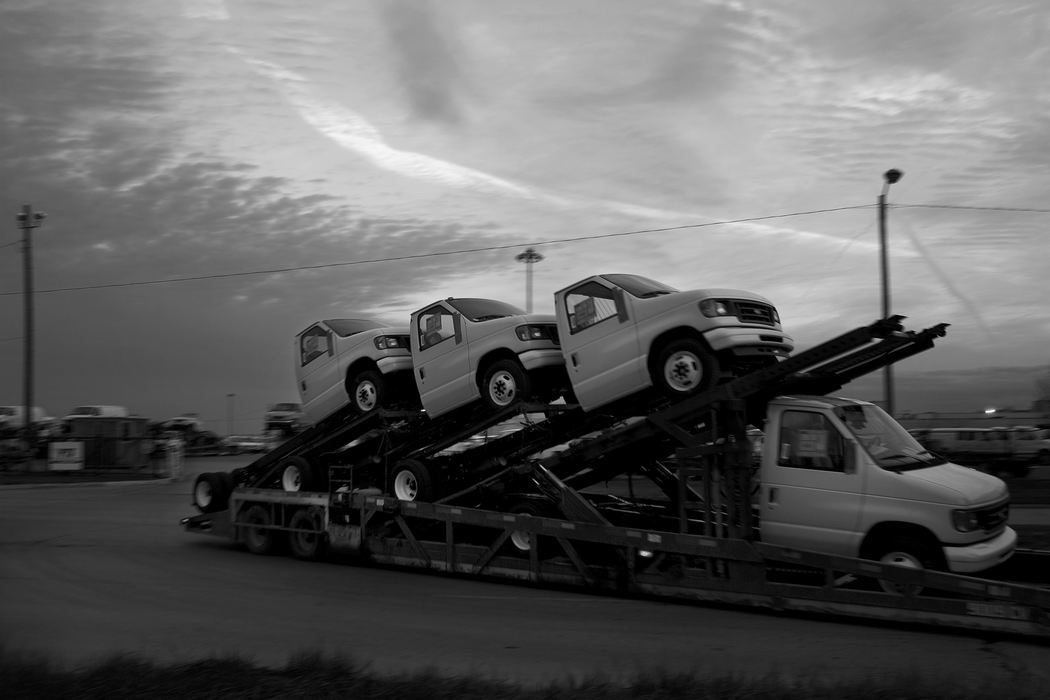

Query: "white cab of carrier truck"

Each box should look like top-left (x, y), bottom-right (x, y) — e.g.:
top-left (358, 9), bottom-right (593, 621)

top-left (554, 273), bottom-right (794, 411)
top-left (757, 395), bottom-right (1016, 576)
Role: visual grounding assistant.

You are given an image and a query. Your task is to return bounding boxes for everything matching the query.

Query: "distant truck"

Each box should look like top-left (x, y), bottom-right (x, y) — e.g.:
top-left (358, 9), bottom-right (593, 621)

top-left (909, 426), bottom-right (1050, 477)
top-left (263, 403), bottom-right (308, 436)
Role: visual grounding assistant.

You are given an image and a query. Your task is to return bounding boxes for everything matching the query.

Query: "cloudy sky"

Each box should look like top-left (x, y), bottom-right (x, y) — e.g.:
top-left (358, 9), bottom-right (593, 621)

top-left (2, 0), bottom-right (1048, 431)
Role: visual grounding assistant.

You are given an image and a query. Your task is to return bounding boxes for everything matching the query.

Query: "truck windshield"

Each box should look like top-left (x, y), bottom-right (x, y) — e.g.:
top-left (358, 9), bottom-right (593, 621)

top-left (325, 319), bottom-right (386, 337)
top-left (834, 404), bottom-right (946, 471)
top-left (601, 274), bottom-right (678, 298)
top-left (448, 298), bottom-right (526, 321)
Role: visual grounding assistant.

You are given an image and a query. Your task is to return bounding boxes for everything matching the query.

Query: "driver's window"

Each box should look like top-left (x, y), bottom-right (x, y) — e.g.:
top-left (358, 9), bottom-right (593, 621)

top-left (300, 326), bottom-right (331, 366)
top-left (564, 281), bottom-right (618, 333)
top-left (418, 307), bottom-right (456, 350)
top-left (778, 411), bottom-right (847, 472)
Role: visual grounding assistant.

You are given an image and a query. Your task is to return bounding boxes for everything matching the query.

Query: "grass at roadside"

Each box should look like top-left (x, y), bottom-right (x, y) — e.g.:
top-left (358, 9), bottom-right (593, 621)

top-left (4, 649), bottom-right (1048, 700)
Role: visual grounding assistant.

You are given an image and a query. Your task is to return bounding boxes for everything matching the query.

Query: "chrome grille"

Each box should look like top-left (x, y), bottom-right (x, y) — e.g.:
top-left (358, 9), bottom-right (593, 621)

top-left (733, 301), bottom-right (776, 326)
top-left (978, 500), bottom-right (1009, 532)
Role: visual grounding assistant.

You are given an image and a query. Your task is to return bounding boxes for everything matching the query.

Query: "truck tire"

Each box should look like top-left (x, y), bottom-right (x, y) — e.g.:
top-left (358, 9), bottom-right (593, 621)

top-left (651, 338), bottom-right (718, 398)
top-left (390, 459), bottom-right (435, 502)
top-left (503, 499), bottom-right (555, 557)
top-left (241, 504), bottom-right (276, 555)
top-left (193, 472), bottom-right (231, 513)
top-left (871, 535), bottom-right (941, 596)
top-left (279, 457), bottom-right (316, 492)
top-left (480, 359), bottom-right (530, 411)
top-left (347, 369), bottom-right (385, 415)
top-left (288, 506), bottom-right (327, 561)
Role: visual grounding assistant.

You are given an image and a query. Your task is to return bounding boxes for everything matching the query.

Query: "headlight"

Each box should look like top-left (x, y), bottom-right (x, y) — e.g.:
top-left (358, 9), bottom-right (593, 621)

top-left (516, 324), bottom-right (552, 341)
top-left (374, 335), bottom-right (407, 349)
top-left (699, 299), bottom-right (731, 317)
top-left (952, 509), bottom-right (980, 533)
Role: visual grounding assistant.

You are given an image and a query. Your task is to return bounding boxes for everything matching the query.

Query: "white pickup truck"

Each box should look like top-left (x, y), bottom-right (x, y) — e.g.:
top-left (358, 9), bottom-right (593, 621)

top-left (554, 273), bottom-right (793, 411)
top-left (409, 297), bottom-right (566, 419)
top-left (757, 395), bottom-right (1015, 589)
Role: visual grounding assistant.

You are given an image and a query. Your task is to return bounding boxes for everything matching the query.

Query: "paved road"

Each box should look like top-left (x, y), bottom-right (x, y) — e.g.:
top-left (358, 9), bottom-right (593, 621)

top-left (1, 455), bottom-right (1049, 686)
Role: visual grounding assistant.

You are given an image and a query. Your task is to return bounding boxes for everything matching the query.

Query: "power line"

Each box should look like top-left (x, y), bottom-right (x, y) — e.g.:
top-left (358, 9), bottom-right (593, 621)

top-left (896, 203), bottom-right (1050, 213)
top-left (0, 205), bottom-right (873, 296)
top-left (0, 240), bottom-right (20, 250)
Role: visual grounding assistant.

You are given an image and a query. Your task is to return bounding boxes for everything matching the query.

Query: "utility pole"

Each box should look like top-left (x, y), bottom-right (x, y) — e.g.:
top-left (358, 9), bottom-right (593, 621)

top-left (878, 170), bottom-right (902, 418)
top-left (227, 393), bottom-right (235, 436)
top-left (514, 247), bottom-right (544, 313)
top-left (16, 204), bottom-right (45, 466)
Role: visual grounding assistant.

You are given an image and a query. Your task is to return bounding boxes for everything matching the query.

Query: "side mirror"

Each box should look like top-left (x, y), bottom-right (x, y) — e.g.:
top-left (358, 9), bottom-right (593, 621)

top-left (453, 313), bottom-right (463, 343)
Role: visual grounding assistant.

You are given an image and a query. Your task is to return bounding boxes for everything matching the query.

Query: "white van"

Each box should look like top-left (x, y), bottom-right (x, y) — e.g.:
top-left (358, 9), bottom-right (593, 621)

top-left (63, 405), bottom-right (130, 420)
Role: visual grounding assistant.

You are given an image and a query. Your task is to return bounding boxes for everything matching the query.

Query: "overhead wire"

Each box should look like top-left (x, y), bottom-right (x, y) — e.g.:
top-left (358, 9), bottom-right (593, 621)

top-left (0, 204), bottom-right (874, 296)
top-left (1, 200), bottom-right (1047, 297)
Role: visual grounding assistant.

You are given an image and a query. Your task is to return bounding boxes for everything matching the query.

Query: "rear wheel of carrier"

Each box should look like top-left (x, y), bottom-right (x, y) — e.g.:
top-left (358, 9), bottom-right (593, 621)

top-left (651, 338), bottom-right (718, 399)
top-left (279, 457), bottom-right (316, 492)
top-left (347, 369), bottom-right (385, 415)
top-left (241, 504), bottom-right (276, 555)
top-left (288, 506), bottom-right (327, 560)
top-left (502, 498), bottom-right (556, 558)
top-left (480, 359), bottom-right (530, 411)
top-left (390, 459), bottom-right (436, 502)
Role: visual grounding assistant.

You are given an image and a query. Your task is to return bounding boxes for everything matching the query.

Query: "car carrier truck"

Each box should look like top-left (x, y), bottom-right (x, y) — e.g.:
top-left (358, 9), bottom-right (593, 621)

top-left (184, 314), bottom-right (1050, 640)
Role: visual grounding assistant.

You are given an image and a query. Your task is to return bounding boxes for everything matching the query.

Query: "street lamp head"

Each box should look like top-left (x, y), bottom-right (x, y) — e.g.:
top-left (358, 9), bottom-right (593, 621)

top-left (883, 169), bottom-right (903, 185)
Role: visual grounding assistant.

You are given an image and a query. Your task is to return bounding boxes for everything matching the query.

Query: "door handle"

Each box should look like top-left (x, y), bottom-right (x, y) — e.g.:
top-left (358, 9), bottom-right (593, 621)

top-left (571, 352), bottom-right (579, 367)
top-left (300, 381), bottom-right (306, 392)
top-left (418, 368), bottom-right (425, 379)
top-left (767, 486), bottom-right (778, 506)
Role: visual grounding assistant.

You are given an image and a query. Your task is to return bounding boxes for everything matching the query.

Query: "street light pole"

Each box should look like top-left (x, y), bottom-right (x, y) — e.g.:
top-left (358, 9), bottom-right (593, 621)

top-left (514, 247), bottom-right (544, 313)
top-left (878, 169), bottom-right (903, 417)
top-left (226, 393), bottom-right (235, 436)
top-left (16, 204), bottom-right (45, 464)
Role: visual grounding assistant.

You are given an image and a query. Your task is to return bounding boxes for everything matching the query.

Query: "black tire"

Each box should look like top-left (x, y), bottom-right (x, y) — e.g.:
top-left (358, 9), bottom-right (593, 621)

top-left (241, 504), bottom-right (276, 555)
top-left (651, 338), bottom-right (718, 398)
top-left (502, 499), bottom-right (555, 558)
top-left (279, 457), bottom-right (316, 493)
top-left (192, 472), bottom-right (231, 513)
top-left (346, 369), bottom-right (386, 415)
top-left (480, 359), bottom-right (530, 411)
top-left (870, 535), bottom-right (941, 595)
top-left (389, 459), bottom-right (436, 502)
top-left (288, 507), bottom-right (327, 561)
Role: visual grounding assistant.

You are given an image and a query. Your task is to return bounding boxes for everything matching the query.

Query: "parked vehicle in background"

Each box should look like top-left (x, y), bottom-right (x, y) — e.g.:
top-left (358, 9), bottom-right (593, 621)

top-left (554, 274), bottom-right (793, 411)
top-left (296, 318), bottom-right (414, 424)
top-left (62, 405), bottom-right (129, 421)
top-left (409, 298), bottom-right (567, 419)
top-left (163, 414), bottom-right (204, 432)
top-left (263, 403), bottom-right (307, 435)
top-left (908, 426), bottom-right (1050, 477)
top-left (221, 434), bottom-right (274, 455)
top-left (0, 406), bottom-right (55, 438)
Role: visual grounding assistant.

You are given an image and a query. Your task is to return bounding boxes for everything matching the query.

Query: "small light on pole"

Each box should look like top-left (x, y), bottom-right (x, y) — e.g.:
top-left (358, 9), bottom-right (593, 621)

top-left (514, 247), bottom-right (544, 313)
top-left (878, 169), bottom-right (903, 417)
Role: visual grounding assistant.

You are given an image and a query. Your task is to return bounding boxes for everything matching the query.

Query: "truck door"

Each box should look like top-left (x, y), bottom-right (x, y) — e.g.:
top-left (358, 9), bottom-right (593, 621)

top-left (413, 303), bottom-right (472, 418)
top-left (297, 324), bottom-right (340, 422)
top-left (760, 409), bottom-right (863, 557)
top-left (558, 279), bottom-right (643, 410)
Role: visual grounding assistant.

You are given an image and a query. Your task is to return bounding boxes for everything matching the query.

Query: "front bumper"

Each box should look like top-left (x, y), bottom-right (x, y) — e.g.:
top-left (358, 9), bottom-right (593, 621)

top-left (703, 326), bottom-right (794, 356)
top-left (943, 526), bottom-right (1017, 573)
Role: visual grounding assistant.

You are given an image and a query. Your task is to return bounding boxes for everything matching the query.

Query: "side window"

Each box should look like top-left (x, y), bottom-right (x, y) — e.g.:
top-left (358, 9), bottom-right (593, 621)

top-left (418, 307), bottom-right (456, 350)
top-left (564, 281), bottom-right (619, 333)
top-left (300, 326), bottom-right (331, 366)
top-left (777, 410), bottom-right (847, 472)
